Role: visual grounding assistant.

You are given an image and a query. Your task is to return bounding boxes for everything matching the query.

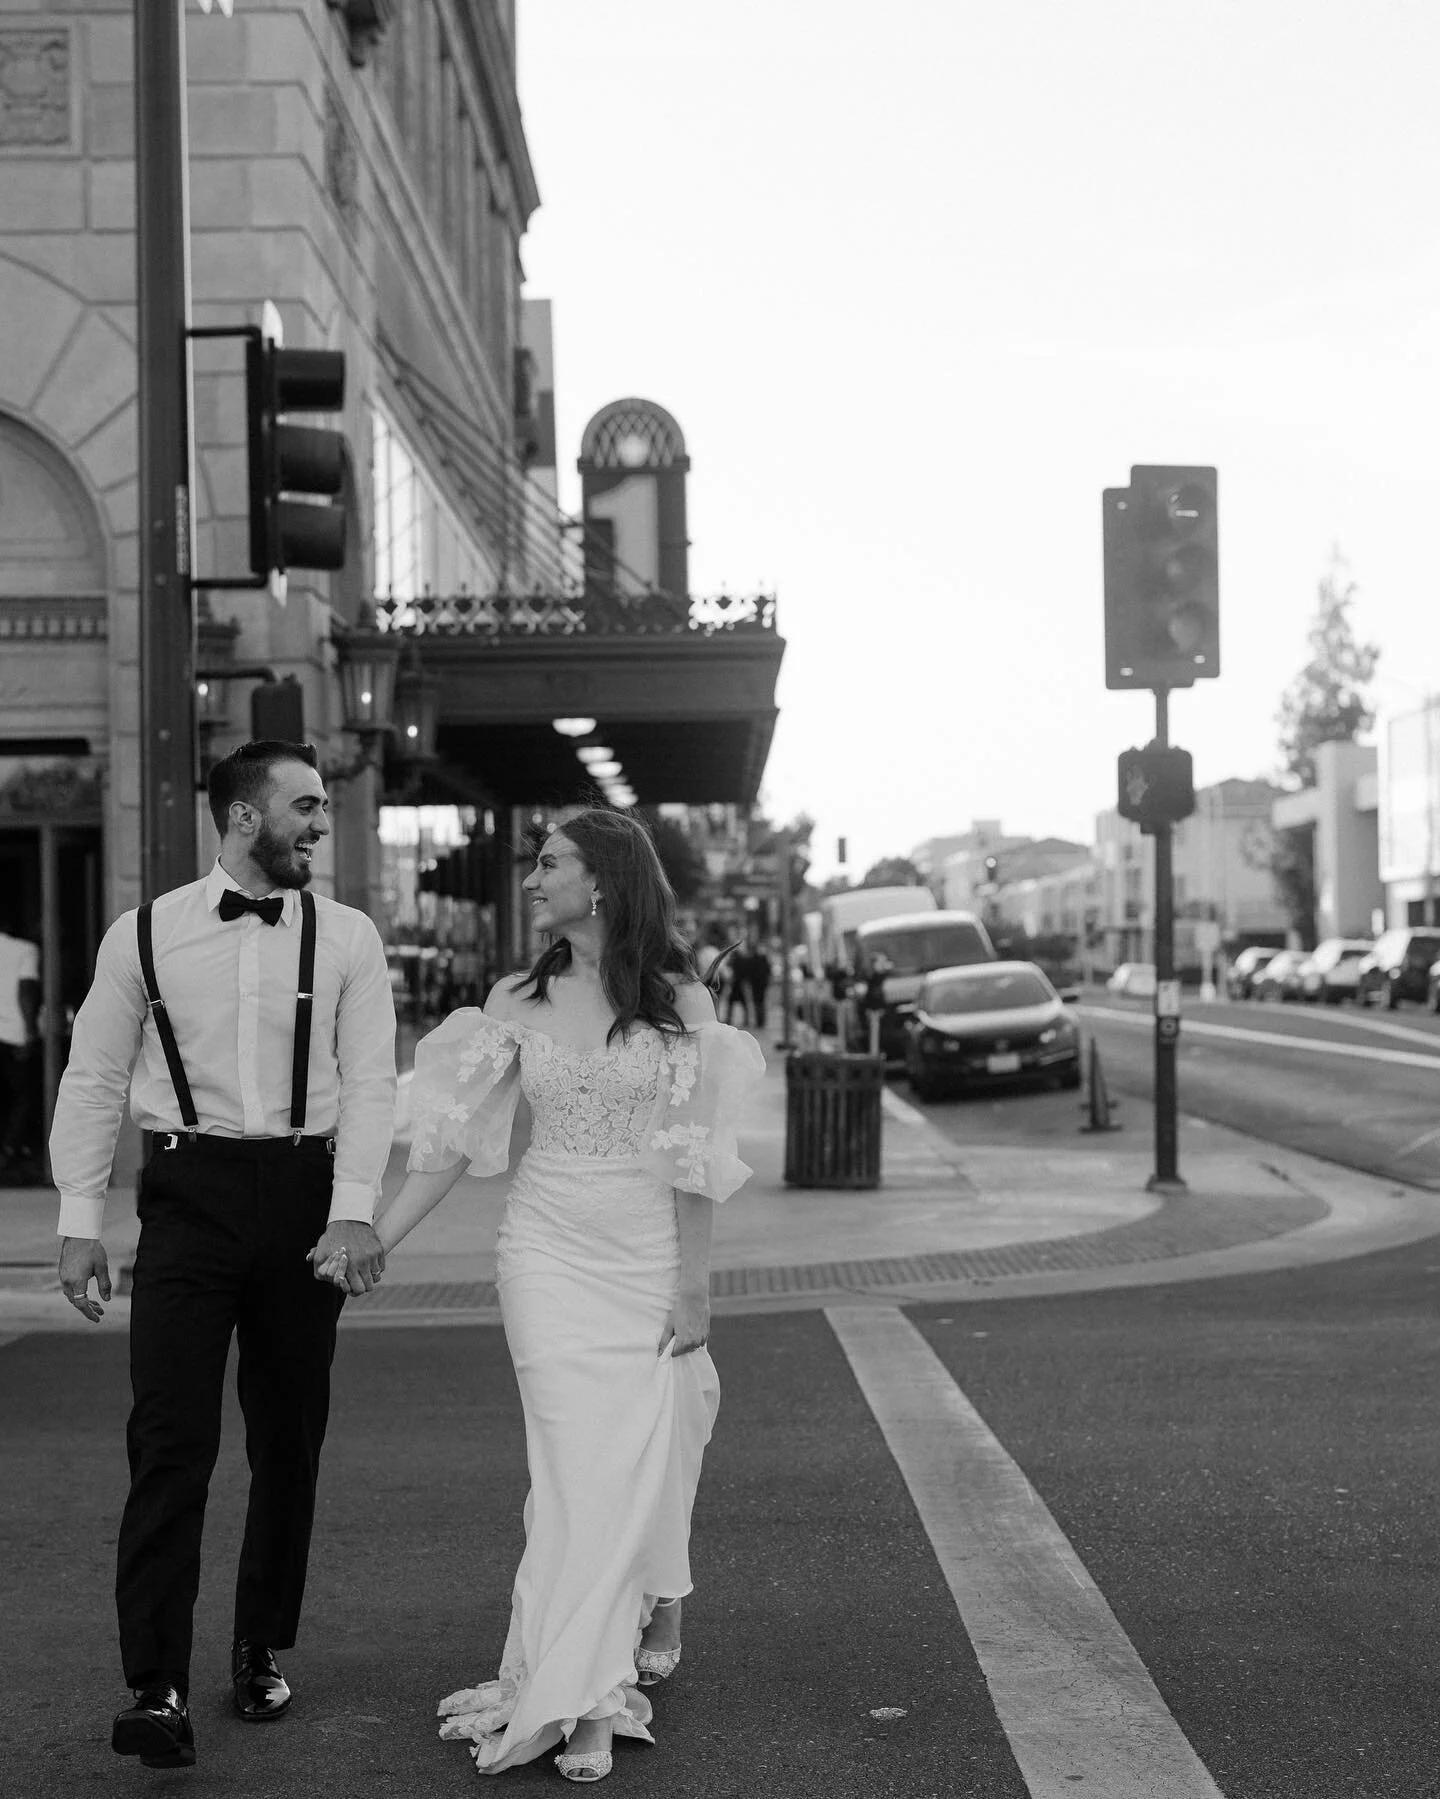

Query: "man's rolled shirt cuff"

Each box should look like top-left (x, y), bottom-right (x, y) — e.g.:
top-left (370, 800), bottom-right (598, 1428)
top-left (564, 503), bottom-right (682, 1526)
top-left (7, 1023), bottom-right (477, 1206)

top-left (57, 1191), bottom-right (106, 1239)
top-left (327, 1179), bottom-right (378, 1227)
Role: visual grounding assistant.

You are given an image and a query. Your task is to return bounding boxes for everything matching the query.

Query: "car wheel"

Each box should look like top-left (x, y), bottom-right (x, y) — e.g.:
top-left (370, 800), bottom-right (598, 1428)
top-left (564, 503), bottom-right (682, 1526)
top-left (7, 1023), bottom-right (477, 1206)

top-left (1059, 1066), bottom-right (1082, 1091)
top-left (1430, 985), bottom-right (1440, 1014)
top-left (908, 1066), bottom-right (937, 1104)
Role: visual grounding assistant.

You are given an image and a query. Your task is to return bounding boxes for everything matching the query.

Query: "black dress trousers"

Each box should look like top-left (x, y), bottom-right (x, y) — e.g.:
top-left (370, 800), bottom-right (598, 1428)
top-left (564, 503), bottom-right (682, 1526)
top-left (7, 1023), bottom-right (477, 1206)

top-left (116, 1137), bottom-right (344, 1696)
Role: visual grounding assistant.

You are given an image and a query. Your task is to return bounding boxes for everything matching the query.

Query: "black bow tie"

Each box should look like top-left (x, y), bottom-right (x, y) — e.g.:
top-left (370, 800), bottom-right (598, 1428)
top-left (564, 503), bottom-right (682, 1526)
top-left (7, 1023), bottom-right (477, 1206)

top-left (218, 889), bottom-right (284, 927)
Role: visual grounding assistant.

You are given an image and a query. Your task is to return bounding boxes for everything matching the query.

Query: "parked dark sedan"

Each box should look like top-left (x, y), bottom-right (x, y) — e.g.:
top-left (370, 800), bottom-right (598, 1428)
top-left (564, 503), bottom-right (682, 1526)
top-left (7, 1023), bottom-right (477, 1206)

top-left (1355, 928), bottom-right (1440, 1008)
top-left (1225, 944), bottom-right (1278, 1000)
top-left (1250, 948), bottom-right (1309, 1001)
top-left (904, 961), bottom-right (1081, 1102)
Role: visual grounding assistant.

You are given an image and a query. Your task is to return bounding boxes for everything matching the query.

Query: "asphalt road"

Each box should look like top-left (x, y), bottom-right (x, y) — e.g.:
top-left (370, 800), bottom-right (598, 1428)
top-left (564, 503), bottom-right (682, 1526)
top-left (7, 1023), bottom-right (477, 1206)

top-left (1075, 994), bottom-right (1440, 1189)
top-left (9, 1257), bottom-right (1440, 1799)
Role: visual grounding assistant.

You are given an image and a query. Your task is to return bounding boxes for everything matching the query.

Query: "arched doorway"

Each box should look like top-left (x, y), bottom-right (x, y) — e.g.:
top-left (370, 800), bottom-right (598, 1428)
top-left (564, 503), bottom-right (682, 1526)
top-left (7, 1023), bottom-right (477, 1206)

top-left (0, 414), bottom-right (107, 1180)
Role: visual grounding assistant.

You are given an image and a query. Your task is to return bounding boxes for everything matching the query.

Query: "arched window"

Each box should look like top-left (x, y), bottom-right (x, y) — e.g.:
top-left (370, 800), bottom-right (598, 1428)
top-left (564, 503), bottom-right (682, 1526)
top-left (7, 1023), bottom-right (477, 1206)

top-left (0, 415), bottom-right (105, 598)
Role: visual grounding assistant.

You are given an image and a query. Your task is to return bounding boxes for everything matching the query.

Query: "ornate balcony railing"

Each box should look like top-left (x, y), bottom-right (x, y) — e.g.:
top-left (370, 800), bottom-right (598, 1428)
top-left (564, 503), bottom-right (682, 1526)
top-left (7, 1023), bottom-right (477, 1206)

top-left (373, 586), bottom-right (777, 640)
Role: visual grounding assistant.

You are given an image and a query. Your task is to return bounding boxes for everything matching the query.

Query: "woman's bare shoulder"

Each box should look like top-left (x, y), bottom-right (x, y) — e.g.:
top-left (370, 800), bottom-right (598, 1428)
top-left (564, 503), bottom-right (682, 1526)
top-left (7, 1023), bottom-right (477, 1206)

top-left (672, 979), bottom-right (718, 1028)
top-left (483, 973), bottom-right (532, 1020)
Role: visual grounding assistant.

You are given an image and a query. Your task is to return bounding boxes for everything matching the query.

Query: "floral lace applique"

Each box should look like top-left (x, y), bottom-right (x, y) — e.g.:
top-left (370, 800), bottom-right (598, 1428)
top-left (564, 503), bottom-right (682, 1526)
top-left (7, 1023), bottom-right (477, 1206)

top-left (665, 1036), bottom-right (698, 1108)
top-left (649, 1120), bottom-right (712, 1186)
top-left (459, 1026), bottom-right (519, 1083)
top-left (522, 1030), bottom-right (664, 1159)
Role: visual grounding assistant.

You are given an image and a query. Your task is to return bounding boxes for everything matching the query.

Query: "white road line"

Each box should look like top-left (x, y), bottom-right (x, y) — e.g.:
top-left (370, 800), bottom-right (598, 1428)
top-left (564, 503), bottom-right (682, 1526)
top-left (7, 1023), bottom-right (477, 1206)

top-left (827, 1304), bottom-right (1226, 1799)
top-left (1084, 1006), bottom-right (1440, 1073)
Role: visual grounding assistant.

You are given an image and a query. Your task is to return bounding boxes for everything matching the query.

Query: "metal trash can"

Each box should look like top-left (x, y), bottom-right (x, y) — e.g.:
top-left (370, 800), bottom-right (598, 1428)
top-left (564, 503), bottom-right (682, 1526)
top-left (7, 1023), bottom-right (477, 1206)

top-left (783, 1051), bottom-right (884, 1189)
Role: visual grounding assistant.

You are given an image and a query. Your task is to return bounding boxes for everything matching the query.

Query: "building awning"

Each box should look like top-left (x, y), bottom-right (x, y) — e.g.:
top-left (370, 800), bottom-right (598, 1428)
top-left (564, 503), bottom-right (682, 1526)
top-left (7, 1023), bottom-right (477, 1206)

top-left (384, 598), bottom-right (784, 810)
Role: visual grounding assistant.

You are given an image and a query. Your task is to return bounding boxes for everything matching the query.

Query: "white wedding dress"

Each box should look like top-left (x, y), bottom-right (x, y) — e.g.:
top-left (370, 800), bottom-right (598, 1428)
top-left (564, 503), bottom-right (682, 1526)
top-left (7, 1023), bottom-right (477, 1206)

top-left (406, 1008), bottom-right (765, 1774)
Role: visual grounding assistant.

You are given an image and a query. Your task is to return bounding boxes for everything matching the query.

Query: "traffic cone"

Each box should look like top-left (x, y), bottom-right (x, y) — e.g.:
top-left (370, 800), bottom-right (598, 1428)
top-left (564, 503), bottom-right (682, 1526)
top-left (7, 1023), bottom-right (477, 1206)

top-left (1079, 1036), bottom-right (1120, 1133)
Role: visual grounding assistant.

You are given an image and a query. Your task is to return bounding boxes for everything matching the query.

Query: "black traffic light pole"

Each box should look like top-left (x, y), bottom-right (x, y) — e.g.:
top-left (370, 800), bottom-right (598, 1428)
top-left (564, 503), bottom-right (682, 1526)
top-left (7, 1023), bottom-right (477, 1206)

top-left (136, 0), bottom-right (198, 901)
top-left (1103, 464), bottom-right (1216, 1195)
top-left (1149, 686), bottom-right (1185, 1192)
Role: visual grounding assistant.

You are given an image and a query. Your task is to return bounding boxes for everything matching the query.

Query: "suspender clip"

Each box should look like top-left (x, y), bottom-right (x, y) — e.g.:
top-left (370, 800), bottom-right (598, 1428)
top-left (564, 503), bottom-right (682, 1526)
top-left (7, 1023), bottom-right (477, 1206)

top-left (292, 1130), bottom-right (303, 1146)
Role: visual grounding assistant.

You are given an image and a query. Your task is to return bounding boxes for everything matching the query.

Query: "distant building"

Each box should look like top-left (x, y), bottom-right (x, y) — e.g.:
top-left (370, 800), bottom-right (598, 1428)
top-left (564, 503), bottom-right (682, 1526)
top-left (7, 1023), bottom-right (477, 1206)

top-left (1087, 778), bottom-right (1287, 970)
top-left (1272, 739), bottom-right (1382, 940)
top-left (939, 832), bottom-right (1087, 912)
top-left (1377, 704), bottom-right (1440, 928)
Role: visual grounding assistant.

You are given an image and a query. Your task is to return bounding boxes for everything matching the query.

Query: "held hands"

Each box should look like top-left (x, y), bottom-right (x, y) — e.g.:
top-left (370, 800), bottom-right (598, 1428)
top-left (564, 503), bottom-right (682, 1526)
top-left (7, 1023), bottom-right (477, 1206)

top-left (307, 1221), bottom-right (386, 1295)
top-left (658, 1288), bottom-right (710, 1358)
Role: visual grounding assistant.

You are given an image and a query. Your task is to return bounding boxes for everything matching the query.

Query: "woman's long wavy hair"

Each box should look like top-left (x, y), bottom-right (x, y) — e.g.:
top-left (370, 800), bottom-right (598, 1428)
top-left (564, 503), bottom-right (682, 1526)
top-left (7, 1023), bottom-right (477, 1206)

top-left (517, 809), bottom-right (701, 1043)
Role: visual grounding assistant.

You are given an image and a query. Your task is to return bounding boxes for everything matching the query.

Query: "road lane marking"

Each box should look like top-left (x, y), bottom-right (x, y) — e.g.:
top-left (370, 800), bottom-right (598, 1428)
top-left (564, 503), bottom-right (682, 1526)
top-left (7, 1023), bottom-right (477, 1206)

top-left (827, 1304), bottom-right (1226, 1799)
top-left (1084, 1006), bottom-right (1440, 1073)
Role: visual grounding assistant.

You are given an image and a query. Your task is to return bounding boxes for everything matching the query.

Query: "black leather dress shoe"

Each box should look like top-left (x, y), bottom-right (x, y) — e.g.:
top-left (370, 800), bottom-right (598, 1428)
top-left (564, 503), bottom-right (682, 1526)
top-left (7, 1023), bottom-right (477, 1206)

top-left (112, 1686), bottom-right (196, 1767)
top-left (231, 1639), bottom-right (292, 1721)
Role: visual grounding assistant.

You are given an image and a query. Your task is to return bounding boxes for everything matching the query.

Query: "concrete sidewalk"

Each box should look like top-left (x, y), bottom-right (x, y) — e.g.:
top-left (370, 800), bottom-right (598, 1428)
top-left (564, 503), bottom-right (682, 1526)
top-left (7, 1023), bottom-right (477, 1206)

top-left (4, 1029), bottom-right (1437, 1337)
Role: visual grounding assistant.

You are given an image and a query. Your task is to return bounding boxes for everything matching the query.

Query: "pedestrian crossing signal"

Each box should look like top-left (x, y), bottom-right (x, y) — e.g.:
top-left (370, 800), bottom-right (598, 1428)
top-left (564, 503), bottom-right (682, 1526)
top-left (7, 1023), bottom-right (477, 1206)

top-left (1117, 746), bottom-right (1195, 827)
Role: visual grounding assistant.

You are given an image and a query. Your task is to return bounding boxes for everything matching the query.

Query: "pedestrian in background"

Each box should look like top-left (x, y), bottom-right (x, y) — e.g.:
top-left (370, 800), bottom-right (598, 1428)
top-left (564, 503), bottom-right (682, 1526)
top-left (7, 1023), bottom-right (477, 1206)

top-left (319, 808), bottom-right (763, 1781)
top-left (51, 740), bottom-right (396, 1771)
top-left (739, 933), bottom-right (772, 1032)
top-left (0, 902), bottom-right (40, 1177)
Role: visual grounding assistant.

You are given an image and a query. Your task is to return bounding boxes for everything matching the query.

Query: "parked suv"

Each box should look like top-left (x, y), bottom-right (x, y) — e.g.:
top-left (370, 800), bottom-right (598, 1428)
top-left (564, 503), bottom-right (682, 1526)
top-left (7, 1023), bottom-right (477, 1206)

top-left (1354, 928), bottom-right (1440, 1008)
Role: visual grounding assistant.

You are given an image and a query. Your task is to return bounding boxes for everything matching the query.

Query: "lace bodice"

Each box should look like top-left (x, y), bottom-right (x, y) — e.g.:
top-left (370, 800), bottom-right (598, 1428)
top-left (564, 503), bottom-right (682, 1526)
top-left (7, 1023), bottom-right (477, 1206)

top-left (407, 1008), bottom-right (765, 1200)
top-left (522, 1029), bottom-right (669, 1160)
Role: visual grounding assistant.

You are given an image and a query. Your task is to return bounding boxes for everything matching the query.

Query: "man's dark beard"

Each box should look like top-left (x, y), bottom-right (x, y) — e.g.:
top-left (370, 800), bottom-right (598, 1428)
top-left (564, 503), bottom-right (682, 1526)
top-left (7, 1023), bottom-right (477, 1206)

top-left (252, 818), bottom-right (313, 890)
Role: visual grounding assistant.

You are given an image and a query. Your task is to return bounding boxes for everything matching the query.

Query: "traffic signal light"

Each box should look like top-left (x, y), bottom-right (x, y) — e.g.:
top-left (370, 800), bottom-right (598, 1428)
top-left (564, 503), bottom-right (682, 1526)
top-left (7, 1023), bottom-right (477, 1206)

top-left (250, 675), bottom-right (305, 741)
top-left (245, 331), bottom-right (348, 580)
top-left (1117, 746), bottom-right (1195, 827)
top-left (1103, 465), bottom-right (1218, 690)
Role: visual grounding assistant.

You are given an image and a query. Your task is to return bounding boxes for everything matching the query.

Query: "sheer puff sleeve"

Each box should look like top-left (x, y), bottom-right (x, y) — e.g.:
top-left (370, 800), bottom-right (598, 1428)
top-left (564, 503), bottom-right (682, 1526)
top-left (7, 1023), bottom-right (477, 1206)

top-left (642, 1022), bottom-right (766, 1201)
top-left (406, 1009), bottom-right (523, 1176)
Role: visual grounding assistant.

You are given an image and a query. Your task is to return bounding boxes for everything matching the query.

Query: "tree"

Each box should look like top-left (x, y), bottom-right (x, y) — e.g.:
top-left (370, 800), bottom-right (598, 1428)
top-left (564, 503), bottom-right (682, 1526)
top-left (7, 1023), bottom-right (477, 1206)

top-left (1272, 825), bottom-right (1317, 949)
top-left (1275, 549), bottom-right (1380, 790)
top-left (1271, 551), bottom-right (1378, 943)
top-left (861, 855), bottom-right (923, 889)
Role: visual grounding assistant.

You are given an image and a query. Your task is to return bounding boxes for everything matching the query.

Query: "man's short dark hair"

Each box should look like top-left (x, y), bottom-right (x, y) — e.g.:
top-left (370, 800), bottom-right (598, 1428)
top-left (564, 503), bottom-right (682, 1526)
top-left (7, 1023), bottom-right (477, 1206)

top-left (207, 740), bottom-right (318, 836)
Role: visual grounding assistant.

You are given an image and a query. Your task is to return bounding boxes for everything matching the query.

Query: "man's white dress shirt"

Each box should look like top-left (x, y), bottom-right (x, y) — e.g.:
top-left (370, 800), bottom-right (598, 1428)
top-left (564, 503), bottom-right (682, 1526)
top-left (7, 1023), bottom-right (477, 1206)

top-left (51, 862), bottom-right (397, 1239)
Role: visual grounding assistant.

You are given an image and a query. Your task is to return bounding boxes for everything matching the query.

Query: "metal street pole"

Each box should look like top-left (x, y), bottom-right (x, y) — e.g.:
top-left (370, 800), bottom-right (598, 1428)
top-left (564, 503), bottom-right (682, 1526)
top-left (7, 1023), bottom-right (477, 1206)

top-left (777, 833), bottom-right (795, 1051)
top-left (1149, 686), bottom-right (1185, 1191)
top-left (136, 0), bottom-right (199, 901)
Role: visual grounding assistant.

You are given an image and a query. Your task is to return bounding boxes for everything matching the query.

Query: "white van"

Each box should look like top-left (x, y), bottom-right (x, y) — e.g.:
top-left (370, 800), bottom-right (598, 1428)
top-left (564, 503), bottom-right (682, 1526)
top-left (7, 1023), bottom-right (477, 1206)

top-left (851, 909), bottom-right (997, 1057)
top-left (817, 886), bottom-right (936, 974)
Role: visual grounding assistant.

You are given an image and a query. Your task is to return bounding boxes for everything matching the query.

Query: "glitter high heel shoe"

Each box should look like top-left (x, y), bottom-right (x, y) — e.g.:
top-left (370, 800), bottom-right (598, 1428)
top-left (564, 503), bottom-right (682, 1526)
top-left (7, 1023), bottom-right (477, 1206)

top-left (555, 1715), bottom-right (614, 1782)
top-left (554, 1747), bottom-right (612, 1782)
top-left (635, 1596), bottom-right (682, 1687)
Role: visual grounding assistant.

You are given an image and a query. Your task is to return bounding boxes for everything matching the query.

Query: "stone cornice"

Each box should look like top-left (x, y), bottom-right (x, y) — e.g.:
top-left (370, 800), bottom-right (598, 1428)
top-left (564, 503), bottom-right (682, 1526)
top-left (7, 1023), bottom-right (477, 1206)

top-left (446, 0), bottom-right (541, 224)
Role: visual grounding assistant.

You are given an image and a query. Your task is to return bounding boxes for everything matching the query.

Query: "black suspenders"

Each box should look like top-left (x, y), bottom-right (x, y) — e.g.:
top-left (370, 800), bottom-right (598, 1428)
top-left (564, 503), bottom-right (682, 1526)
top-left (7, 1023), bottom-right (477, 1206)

top-left (137, 902), bottom-right (198, 1139)
top-left (290, 890), bottom-right (317, 1144)
top-left (137, 889), bottom-right (318, 1143)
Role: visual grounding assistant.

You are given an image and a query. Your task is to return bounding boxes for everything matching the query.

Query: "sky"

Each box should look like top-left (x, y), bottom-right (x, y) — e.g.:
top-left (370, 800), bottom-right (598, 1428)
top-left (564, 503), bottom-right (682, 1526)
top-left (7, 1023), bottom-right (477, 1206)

top-left (516, 0), bottom-right (1440, 881)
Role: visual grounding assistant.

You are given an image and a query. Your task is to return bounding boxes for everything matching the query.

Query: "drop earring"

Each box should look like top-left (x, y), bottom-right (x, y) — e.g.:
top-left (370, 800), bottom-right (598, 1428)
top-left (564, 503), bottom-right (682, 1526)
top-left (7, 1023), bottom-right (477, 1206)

top-left (590, 892), bottom-right (600, 916)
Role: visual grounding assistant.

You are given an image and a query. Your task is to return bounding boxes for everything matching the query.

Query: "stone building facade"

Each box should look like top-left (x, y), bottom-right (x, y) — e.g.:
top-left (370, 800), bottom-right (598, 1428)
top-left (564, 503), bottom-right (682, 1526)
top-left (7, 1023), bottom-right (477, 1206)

top-left (0, 0), bottom-right (546, 1127)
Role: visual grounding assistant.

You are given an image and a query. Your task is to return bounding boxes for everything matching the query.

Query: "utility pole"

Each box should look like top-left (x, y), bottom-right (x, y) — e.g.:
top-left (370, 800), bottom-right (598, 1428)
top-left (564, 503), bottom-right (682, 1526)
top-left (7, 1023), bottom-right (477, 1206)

top-left (1149, 690), bottom-right (1184, 1190)
top-left (777, 832), bottom-right (795, 1052)
top-left (136, 0), bottom-right (199, 900)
